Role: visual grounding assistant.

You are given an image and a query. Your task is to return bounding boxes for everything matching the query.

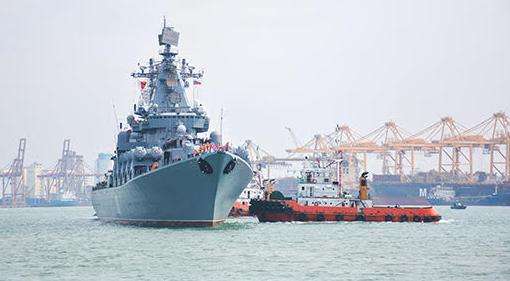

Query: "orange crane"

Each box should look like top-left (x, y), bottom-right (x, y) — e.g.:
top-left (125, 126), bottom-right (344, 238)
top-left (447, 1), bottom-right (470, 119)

top-left (283, 112), bottom-right (510, 183)
top-left (403, 117), bottom-right (471, 180)
top-left (460, 112), bottom-right (509, 180)
top-left (285, 134), bottom-right (332, 156)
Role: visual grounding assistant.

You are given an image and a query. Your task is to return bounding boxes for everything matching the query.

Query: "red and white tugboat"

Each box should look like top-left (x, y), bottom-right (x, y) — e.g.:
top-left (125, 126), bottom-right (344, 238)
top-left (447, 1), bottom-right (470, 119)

top-left (249, 162), bottom-right (441, 223)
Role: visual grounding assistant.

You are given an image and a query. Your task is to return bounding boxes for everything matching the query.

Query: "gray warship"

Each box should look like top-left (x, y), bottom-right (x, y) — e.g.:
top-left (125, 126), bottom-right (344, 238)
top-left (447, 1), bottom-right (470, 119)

top-left (92, 21), bottom-right (253, 227)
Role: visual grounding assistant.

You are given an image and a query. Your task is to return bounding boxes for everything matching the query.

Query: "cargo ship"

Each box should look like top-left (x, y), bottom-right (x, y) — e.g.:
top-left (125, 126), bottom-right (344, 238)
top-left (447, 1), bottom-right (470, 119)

top-left (250, 162), bottom-right (441, 223)
top-left (91, 21), bottom-right (253, 227)
top-left (274, 172), bottom-right (510, 206)
top-left (371, 173), bottom-right (510, 206)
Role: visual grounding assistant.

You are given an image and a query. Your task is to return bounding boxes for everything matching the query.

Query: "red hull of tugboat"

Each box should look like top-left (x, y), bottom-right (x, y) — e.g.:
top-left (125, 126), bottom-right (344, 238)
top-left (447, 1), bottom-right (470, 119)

top-left (250, 200), bottom-right (441, 223)
top-left (229, 201), bottom-right (251, 217)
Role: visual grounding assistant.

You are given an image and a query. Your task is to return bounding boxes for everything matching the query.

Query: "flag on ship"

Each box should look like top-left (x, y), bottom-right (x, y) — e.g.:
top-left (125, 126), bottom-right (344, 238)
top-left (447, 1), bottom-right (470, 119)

top-left (140, 80), bottom-right (147, 90)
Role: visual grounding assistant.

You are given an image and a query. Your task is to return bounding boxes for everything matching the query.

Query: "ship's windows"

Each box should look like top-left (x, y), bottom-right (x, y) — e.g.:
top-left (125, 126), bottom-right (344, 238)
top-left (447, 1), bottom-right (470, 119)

top-left (301, 186), bottom-right (305, 191)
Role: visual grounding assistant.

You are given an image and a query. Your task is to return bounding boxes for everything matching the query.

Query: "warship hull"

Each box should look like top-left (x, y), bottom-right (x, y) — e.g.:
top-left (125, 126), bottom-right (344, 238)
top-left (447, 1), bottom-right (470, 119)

top-left (92, 152), bottom-right (252, 227)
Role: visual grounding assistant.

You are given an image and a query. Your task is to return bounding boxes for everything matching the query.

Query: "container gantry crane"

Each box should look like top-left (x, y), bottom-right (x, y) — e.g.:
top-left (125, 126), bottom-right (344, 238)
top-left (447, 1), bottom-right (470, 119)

top-left (1, 138), bottom-right (27, 207)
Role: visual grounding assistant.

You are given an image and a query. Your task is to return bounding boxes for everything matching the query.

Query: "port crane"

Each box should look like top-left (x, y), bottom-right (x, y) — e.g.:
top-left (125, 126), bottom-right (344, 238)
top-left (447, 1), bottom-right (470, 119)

top-left (285, 127), bottom-right (302, 148)
top-left (38, 139), bottom-right (98, 201)
top-left (1, 138), bottom-right (27, 207)
top-left (285, 112), bottom-right (510, 182)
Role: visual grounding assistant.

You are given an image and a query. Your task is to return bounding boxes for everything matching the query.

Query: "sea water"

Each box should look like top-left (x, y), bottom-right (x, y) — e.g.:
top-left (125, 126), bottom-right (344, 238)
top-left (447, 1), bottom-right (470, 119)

top-left (1, 206), bottom-right (509, 280)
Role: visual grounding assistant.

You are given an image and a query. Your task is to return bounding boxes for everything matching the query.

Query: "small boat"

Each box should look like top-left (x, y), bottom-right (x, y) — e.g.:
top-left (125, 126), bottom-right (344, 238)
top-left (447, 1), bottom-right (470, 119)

top-left (451, 202), bottom-right (467, 209)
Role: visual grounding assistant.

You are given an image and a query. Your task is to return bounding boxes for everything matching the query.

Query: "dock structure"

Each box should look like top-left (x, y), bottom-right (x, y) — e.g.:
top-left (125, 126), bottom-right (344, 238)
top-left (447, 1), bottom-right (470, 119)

top-left (1, 139), bottom-right (99, 208)
top-left (1, 112), bottom-right (509, 207)
top-left (38, 139), bottom-right (98, 203)
top-left (1, 138), bottom-right (26, 207)
top-left (281, 112), bottom-right (510, 184)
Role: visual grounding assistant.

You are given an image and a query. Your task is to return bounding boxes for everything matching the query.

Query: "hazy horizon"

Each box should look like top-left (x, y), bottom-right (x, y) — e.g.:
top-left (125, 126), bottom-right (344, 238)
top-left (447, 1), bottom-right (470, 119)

top-left (1, 0), bottom-right (509, 172)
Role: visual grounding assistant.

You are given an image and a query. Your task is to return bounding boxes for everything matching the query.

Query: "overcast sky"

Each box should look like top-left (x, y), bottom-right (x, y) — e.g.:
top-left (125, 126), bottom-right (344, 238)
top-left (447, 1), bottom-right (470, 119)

top-left (1, 0), bottom-right (509, 170)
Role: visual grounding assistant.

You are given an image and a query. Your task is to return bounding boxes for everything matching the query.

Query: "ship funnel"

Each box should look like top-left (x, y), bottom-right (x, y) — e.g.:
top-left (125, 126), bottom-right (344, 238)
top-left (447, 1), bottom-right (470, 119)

top-left (359, 172), bottom-right (369, 200)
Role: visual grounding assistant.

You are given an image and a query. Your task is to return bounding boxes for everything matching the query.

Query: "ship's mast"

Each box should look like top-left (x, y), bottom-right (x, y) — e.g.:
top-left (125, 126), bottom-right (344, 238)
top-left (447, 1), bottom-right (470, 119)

top-left (131, 21), bottom-right (203, 115)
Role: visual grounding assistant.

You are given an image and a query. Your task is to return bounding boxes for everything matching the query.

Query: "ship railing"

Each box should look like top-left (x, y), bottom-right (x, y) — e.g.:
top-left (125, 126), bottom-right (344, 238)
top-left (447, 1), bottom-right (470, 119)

top-left (193, 142), bottom-right (231, 156)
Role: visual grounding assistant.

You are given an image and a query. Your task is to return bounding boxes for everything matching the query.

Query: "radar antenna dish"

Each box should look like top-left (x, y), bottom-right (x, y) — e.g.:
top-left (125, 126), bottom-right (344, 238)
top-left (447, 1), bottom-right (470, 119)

top-left (159, 22), bottom-right (180, 47)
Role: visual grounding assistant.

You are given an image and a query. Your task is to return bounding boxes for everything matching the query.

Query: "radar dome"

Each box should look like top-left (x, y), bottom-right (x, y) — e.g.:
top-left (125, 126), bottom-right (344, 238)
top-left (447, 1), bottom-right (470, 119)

top-left (148, 147), bottom-right (163, 160)
top-left (133, 147), bottom-right (147, 160)
top-left (176, 124), bottom-right (187, 136)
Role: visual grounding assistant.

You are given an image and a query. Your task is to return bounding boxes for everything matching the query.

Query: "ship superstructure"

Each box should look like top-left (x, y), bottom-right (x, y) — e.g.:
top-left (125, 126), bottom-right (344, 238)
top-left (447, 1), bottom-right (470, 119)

top-left (91, 21), bottom-right (253, 227)
top-left (294, 162), bottom-right (353, 207)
